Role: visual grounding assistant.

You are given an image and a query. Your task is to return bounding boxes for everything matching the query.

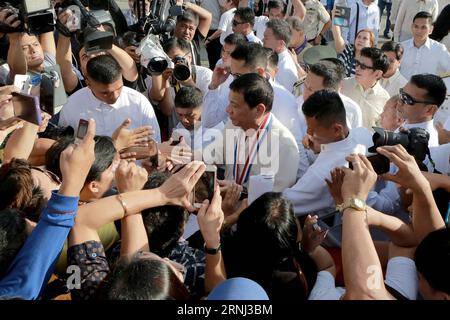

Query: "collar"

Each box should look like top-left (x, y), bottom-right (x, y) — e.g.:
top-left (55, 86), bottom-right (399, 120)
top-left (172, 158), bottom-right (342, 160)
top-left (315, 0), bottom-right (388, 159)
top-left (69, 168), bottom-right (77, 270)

top-left (88, 87), bottom-right (121, 109)
top-left (382, 69), bottom-right (401, 84)
top-left (402, 120), bottom-right (435, 131)
top-left (320, 130), bottom-right (352, 153)
top-left (355, 79), bottom-right (380, 94)
top-left (412, 37), bottom-right (431, 49)
top-left (294, 36), bottom-right (309, 55)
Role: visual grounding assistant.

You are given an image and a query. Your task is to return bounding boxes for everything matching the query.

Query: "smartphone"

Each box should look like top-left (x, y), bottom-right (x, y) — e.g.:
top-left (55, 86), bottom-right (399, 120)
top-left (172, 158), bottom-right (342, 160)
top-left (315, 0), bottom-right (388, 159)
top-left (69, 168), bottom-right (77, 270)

top-left (349, 153), bottom-right (390, 175)
top-left (12, 92), bottom-right (42, 126)
top-left (13, 74), bottom-right (31, 94)
top-left (194, 165), bottom-right (217, 209)
top-left (119, 139), bottom-right (159, 165)
top-left (333, 6), bottom-right (351, 27)
top-left (75, 119), bottom-right (89, 143)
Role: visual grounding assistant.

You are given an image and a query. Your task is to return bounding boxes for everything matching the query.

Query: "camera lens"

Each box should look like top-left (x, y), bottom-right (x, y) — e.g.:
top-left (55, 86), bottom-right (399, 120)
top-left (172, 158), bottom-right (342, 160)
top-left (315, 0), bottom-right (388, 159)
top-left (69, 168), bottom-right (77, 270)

top-left (173, 64), bottom-right (191, 81)
top-left (369, 127), bottom-right (409, 152)
top-left (147, 57), bottom-right (169, 74)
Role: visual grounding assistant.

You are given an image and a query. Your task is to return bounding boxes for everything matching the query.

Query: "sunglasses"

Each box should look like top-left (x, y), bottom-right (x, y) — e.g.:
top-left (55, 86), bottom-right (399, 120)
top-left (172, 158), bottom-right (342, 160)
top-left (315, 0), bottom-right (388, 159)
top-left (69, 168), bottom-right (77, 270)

top-left (399, 88), bottom-right (436, 106)
top-left (232, 19), bottom-right (246, 27)
top-left (355, 59), bottom-right (375, 71)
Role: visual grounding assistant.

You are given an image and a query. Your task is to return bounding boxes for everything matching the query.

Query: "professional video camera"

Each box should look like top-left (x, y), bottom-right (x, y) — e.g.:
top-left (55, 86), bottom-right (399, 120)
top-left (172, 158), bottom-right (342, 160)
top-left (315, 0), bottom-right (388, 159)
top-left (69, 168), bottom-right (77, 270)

top-left (55, 0), bottom-right (114, 54)
top-left (369, 127), bottom-right (432, 168)
top-left (0, 0), bottom-right (55, 35)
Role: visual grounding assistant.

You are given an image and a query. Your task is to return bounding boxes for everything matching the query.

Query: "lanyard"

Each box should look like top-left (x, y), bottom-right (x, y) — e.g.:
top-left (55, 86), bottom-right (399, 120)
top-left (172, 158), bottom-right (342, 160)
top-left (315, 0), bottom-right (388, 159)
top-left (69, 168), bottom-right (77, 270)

top-left (233, 113), bottom-right (273, 185)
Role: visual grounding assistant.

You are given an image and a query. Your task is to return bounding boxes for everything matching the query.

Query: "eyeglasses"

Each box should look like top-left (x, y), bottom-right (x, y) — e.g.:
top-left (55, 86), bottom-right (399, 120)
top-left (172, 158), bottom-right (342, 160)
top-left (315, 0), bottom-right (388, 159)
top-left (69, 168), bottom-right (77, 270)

top-left (355, 59), bottom-right (375, 71)
top-left (232, 19), bottom-right (246, 27)
top-left (30, 166), bottom-right (62, 185)
top-left (399, 88), bottom-right (436, 106)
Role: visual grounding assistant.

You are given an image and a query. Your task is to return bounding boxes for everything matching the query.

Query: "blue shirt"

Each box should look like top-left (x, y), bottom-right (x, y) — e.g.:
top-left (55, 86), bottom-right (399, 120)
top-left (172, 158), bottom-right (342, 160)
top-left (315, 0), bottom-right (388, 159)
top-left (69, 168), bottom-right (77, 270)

top-left (0, 192), bottom-right (79, 300)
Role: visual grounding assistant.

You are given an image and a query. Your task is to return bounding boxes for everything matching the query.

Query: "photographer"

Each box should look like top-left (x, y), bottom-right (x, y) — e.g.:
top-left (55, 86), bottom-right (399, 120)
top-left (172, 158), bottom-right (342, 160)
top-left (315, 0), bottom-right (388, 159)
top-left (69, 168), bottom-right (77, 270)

top-left (173, 0), bottom-right (212, 67)
top-left (56, 9), bottom-right (139, 94)
top-left (148, 37), bottom-right (212, 135)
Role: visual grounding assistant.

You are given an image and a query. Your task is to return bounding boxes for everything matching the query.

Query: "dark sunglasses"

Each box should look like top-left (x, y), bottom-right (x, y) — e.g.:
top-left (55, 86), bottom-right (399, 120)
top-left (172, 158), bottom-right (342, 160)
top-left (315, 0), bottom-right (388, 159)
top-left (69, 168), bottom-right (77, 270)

top-left (399, 88), bottom-right (436, 106)
top-left (355, 59), bottom-right (375, 71)
top-left (30, 166), bottom-right (62, 185)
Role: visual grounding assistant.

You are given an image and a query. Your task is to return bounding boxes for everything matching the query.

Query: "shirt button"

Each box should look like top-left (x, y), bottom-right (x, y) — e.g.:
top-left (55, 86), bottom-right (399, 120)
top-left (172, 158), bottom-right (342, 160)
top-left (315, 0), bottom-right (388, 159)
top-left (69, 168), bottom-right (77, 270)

top-left (91, 253), bottom-right (97, 258)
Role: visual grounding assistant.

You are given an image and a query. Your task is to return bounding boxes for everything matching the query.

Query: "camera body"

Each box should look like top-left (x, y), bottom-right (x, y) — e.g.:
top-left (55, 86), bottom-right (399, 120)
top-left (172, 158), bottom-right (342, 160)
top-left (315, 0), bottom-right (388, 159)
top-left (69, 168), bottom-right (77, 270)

top-left (369, 127), bottom-right (431, 164)
top-left (0, 0), bottom-right (55, 35)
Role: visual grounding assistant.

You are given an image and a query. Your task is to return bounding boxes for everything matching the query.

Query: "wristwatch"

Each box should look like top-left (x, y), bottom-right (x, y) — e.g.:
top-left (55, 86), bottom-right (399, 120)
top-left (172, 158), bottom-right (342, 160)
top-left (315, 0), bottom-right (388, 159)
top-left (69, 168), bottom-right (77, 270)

top-left (204, 243), bottom-right (221, 255)
top-left (339, 198), bottom-right (367, 213)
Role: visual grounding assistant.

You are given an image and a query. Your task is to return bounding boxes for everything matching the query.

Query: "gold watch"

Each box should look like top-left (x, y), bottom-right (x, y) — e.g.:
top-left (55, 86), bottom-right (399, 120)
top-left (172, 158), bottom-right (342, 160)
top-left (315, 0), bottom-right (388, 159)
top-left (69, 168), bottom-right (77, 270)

top-left (339, 198), bottom-right (367, 213)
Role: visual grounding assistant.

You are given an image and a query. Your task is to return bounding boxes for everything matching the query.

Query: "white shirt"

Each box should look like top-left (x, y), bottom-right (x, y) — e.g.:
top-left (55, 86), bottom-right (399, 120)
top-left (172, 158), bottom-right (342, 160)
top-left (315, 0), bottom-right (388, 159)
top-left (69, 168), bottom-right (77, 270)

top-left (59, 86), bottom-right (161, 141)
top-left (380, 69), bottom-right (408, 97)
top-left (401, 120), bottom-right (439, 147)
top-left (275, 49), bottom-right (299, 93)
top-left (430, 142), bottom-right (450, 175)
top-left (394, 0), bottom-right (439, 42)
top-left (218, 8), bottom-right (236, 45)
top-left (341, 77), bottom-right (390, 130)
top-left (217, 114), bottom-right (300, 192)
top-left (400, 38), bottom-right (450, 80)
top-left (246, 31), bottom-right (263, 45)
top-left (434, 74), bottom-right (450, 126)
top-left (172, 121), bottom-right (225, 152)
top-left (283, 127), bottom-right (373, 216)
top-left (341, 0), bottom-right (380, 45)
top-left (254, 15), bottom-right (269, 40)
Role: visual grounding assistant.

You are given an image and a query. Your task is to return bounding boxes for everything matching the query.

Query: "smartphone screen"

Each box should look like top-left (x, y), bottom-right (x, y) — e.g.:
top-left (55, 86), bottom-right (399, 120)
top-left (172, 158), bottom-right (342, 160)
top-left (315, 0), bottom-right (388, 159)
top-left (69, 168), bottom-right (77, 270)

top-left (194, 166), bottom-right (216, 207)
top-left (12, 92), bottom-right (42, 126)
top-left (76, 119), bottom-right (89, 140)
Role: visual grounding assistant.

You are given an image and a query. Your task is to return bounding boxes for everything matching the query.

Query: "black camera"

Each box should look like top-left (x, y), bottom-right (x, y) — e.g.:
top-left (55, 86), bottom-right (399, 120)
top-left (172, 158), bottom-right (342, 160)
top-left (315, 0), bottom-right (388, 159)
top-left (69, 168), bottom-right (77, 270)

top-left (172, 56), bottom-right (191, 81)
top-left (369, 127), bottom-right (431, 165)
top-left (0, 0), bottom-right (55, 35)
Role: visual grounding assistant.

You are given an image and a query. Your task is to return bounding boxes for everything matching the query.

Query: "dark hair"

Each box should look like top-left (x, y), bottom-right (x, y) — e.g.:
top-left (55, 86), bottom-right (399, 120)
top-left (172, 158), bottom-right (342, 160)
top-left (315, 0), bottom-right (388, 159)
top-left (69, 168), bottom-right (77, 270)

top-left (162, 37), bottom-right (191, 55)
top-left (223, 192), bottom-right (317, 299)
top-left (309, 61), bottom-right (342, 91)
top-left (263, 47), bottom-right (279, 68)
top-left (101, 255), bottom-right (189, 300)
top-left (268, 0), bottom-right (287, 14)
top-left (410, 73), bottom-right (447, 107)
top-left (381, 41), bottom-right (404, 61)
top-left (414, 227), bottom-right (450, 296)
top-left (86, 55), bottom-right (122, 84)
top-left (360, 47), bottom-right (390, 74)
top-left (0, 159), bottom-right (46, 222)
top-left (430, 5), bottom-right (450, 42)
top-left (320, 58), bottom-right (346, 82)
top-left (229, 73), bottom-right (274, 111)
top-left (230, 42), bottom-right (268, 70)
top-left (176, 9), bottom-right (199, 27)
top-left (413, 11), bottom-right (433, 24)
top-left (266, 19), bottom-right (292, 46)
top-left (302, 90), bottom-right (347, 126)
top-left (234, 7), bottom-right (256, 26)
top-left (174, 87), bottom-right (203, 109)
top-left (223, 33), bottom-right (247, 46)
top-left (45, 136), bottom-right (116, 185)
top-left (141, 172), bottom-right (189, 258)
top-left (0, 208), bottom-right (27, 277)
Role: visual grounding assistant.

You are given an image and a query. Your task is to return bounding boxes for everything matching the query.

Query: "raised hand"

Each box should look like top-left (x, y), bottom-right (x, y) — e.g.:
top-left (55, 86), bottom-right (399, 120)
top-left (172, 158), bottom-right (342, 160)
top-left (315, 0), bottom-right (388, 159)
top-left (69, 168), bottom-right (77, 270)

top-left (115, 160), bottom-right (148, 193)
top-left (112, 118), bottom-right (154, 150)
top-left (197, 185), bottom-right (224, 248)
top-left (341, 154), bottom-right (377, 201)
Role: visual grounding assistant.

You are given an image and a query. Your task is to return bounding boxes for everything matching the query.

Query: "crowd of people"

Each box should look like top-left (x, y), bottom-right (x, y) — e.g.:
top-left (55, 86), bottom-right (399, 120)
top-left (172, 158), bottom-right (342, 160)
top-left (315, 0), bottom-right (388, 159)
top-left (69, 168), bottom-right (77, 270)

top-left (0, 0), bottom-right (449, 301)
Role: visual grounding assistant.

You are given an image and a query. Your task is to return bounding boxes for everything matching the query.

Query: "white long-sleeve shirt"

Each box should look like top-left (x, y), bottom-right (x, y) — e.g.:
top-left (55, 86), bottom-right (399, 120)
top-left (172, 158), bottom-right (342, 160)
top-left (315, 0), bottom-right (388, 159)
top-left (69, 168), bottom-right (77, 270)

top-left (341, 0), bottom-right (380, 45)
top-left (275, 49), bottom-right (299, 93)
top-left (394, 0), bottom-right (438, 42)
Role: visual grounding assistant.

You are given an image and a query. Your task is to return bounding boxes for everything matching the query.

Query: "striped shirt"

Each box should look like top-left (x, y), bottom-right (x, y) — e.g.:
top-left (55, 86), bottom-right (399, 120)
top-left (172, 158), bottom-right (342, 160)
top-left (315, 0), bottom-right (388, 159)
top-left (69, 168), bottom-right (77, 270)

top-left (338, 43), bottom-right (356, 77)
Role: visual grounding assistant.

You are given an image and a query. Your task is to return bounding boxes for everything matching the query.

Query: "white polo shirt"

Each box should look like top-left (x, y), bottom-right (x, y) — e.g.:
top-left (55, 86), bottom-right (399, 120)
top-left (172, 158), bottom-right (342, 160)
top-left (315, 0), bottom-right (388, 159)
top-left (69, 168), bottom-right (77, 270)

top-left (254, 15), bottom-right (269, 40)
top-left (380, 70), bottom-right (408, 97)
top-left (59, 86), bottom-right (161, 141)
top-left (218, 8), bottom-right (236, 45)
top-left (400, 38), bottom-right (450, 81)
top-left (275, 49), bottom-right (299, 93)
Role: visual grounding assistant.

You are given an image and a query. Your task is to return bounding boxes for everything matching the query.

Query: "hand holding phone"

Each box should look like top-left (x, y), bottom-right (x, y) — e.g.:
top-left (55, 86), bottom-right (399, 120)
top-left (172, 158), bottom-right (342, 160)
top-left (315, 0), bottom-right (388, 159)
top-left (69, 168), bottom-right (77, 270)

top-left (12, 92), bottom-right (42, 126)
top-left (119, 139), bottom-right (159, 166)
top-left (193, 165), bottom-right (217, 209)
top-left (75, 119), bottom-right (89, 144)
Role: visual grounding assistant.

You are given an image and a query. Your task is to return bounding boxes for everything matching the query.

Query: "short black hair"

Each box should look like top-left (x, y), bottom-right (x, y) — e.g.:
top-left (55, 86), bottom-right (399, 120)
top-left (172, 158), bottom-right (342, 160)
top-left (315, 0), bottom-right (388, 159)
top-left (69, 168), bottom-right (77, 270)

top-left (263, 47), bottom-right (279, 68)
top-left (320, 58), bottom-right (346, 82)
top-left (45, 136), bottom-right (116, 185)
top-left (381, 41), bottom-right (404, 61)
top-left (230, 42), bottom-right (268, 70)
top-left (410, 73), bottom-right (447, 106)
top-left (176, 9), bottom-right (199, 27)
top-left (414, 227), bottom-right (450, 296)
top-left (302, 90), bottom-right (347, 126)
top-left (174, 87), bottom-right (203, 109)
top-left (413, 11), bottom-right (433, 24)
top-left (268, 0), bottom-right (287, 14)
top-left (360, 47), bottom-right (390, 74)
top-left (266, 19), bottom-right (292, 46)
top-left (86, 55), bottom-right (122, 84)
top-left (0, 208), bottom-right (27, 278)
top-left (234, 7), bottom-right (256, 26)
top-left (162, 37), bottom-right (191, 55)
top-left (309, 61), bottom-right (342, 91)
top-left (141, 172), bottom-right (189, 258)
top-left (223, 33), bottom-right (247, 46)
top-left (229, 73), bottom-right (274, 111)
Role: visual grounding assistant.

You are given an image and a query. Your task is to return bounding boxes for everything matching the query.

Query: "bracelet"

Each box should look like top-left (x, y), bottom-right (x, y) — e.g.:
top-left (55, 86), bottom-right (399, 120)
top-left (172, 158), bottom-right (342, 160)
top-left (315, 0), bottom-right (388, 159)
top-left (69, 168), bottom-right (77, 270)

top-left (116, 194), bottom-right (128, 215)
